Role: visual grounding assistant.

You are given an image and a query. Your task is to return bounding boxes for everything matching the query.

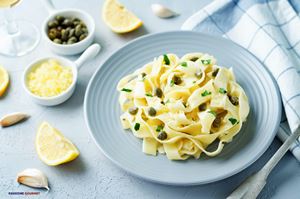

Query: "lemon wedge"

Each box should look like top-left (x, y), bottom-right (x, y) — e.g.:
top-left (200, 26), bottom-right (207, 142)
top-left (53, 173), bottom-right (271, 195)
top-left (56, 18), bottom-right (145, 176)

top-left (0, 65), bottom-right (9, 97)
top-left (36, 122), bottom-right (79, 166)
top-left (102, 0), bottom-right (143, 33)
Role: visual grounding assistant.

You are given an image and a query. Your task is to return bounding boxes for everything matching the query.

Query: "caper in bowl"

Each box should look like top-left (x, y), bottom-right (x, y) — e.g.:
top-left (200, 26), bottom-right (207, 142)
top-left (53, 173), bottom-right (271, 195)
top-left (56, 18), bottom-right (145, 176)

top-left (47, 15), bottom-right (89, 45)
top-left (43, 9), bottom-right (95, 55)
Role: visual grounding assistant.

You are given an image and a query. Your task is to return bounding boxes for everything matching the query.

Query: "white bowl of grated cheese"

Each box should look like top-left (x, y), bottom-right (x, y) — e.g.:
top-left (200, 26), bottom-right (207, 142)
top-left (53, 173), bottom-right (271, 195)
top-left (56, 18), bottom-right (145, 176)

top-left (23, 43), bottom-right (100, 106)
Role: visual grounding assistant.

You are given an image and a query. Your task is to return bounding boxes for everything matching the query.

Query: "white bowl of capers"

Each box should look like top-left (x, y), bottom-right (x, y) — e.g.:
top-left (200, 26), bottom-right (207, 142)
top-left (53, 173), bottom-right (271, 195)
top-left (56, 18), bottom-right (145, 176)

top-left (43, 9), bottom-right (95, 55)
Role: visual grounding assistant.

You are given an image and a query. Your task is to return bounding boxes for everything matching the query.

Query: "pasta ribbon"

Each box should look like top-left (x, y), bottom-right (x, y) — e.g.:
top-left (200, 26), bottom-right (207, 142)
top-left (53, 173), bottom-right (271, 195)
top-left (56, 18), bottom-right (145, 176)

top-left (117, 53), bottom-right (249, 160)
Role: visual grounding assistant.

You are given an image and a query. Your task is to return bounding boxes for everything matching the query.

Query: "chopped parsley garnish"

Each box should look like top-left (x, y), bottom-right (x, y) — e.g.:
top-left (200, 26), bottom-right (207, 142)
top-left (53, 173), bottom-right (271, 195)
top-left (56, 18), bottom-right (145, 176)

top-left (208, 110), bottom-right (217, 117)
top-left (145, 93), bottom-right (153, 97)
top-left (121, 88), bottom-right (132, 92)
top-left (170, 79), bottom-right (175, 87)
top-left (201, 90), bottom-right (211, 97)
top-left (181, 62), bottom-right (187, 67)
top-left (163, 54), bottom-right (170, 65)
top-left (193, 81), bottom-right (196, 84)
top-left (134, 123), bottom-right (140, 131)
top-left (156, 125), bottom-right (164, 132)
top-left (165, 99), bottom-right (170, 104)
top-left (229, 118), bottom-right (238, 125)
top-left (201, 59), bottom-right (211, 65)
top-left (219, 88), bottom-right (227, 94)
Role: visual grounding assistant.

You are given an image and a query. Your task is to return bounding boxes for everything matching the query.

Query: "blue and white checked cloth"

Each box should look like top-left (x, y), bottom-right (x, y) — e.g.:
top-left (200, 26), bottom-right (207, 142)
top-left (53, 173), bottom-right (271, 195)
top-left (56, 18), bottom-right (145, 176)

top-left (182, 0), bottom-right (300, 161)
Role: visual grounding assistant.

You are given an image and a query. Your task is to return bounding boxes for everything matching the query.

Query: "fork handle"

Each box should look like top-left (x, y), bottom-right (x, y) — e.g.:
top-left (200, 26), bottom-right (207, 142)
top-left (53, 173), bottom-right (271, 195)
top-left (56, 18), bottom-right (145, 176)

top-left (227, 126), bottom-right (300, 199)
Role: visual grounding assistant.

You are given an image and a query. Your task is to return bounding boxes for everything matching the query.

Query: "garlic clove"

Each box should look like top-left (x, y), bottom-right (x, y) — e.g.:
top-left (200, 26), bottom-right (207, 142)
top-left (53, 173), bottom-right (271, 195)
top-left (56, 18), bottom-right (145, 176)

top-left (17, 168), bottom-right (49, 190)
top-left (151, 4), bottom-right (179, 18)
top-left (0, 112), bottom-right (30, 127)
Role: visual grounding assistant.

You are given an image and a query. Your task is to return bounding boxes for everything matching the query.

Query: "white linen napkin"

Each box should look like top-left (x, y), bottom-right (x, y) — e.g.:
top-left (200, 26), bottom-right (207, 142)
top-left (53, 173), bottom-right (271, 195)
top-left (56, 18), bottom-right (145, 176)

top-left (182, 0), bottom-right (300, 161)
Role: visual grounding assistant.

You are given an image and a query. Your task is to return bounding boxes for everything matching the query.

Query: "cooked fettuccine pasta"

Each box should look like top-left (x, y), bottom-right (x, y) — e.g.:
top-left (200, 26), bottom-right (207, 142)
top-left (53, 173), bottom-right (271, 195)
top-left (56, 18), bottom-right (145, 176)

top-left (117, 53), bottom-right (249, 160)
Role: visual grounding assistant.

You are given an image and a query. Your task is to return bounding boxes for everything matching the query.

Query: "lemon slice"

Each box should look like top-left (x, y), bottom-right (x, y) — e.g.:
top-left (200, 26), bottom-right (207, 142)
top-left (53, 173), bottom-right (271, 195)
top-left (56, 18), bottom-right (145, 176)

top-left (36, 122), bottom-right (79, 166)
top-left (0, 65), bottom-right (9, 97)
top-left (102, 0), bottom-right (143, 33)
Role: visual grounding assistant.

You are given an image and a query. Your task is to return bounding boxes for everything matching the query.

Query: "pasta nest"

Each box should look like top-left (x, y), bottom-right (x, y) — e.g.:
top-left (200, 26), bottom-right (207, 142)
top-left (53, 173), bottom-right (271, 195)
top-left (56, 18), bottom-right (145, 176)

top-left (117, 53), bottom-right (249, 160)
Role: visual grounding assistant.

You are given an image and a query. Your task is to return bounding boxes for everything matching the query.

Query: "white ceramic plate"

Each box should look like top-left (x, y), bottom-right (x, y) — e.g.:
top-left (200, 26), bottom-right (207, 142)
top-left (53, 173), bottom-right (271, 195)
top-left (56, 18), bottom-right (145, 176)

top-left (84, 31), bottom-right (281, 185)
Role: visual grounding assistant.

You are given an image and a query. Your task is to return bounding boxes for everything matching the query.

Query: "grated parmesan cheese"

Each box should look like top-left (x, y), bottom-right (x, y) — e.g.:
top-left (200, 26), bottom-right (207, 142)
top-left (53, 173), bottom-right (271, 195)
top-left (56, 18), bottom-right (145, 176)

top-left (27, 59), bottom-right (73, 97)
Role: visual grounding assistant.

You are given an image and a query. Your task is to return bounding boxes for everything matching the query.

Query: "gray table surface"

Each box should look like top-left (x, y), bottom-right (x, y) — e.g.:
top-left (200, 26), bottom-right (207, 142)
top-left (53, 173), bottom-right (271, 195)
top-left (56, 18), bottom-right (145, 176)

top-left (0, 0), bottom-right (299, 198)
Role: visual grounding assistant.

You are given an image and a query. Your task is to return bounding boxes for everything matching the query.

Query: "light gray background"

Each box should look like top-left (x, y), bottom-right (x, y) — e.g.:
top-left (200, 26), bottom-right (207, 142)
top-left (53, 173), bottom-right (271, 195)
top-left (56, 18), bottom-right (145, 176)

top-left (0, 0), bottom-right (299, 198)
